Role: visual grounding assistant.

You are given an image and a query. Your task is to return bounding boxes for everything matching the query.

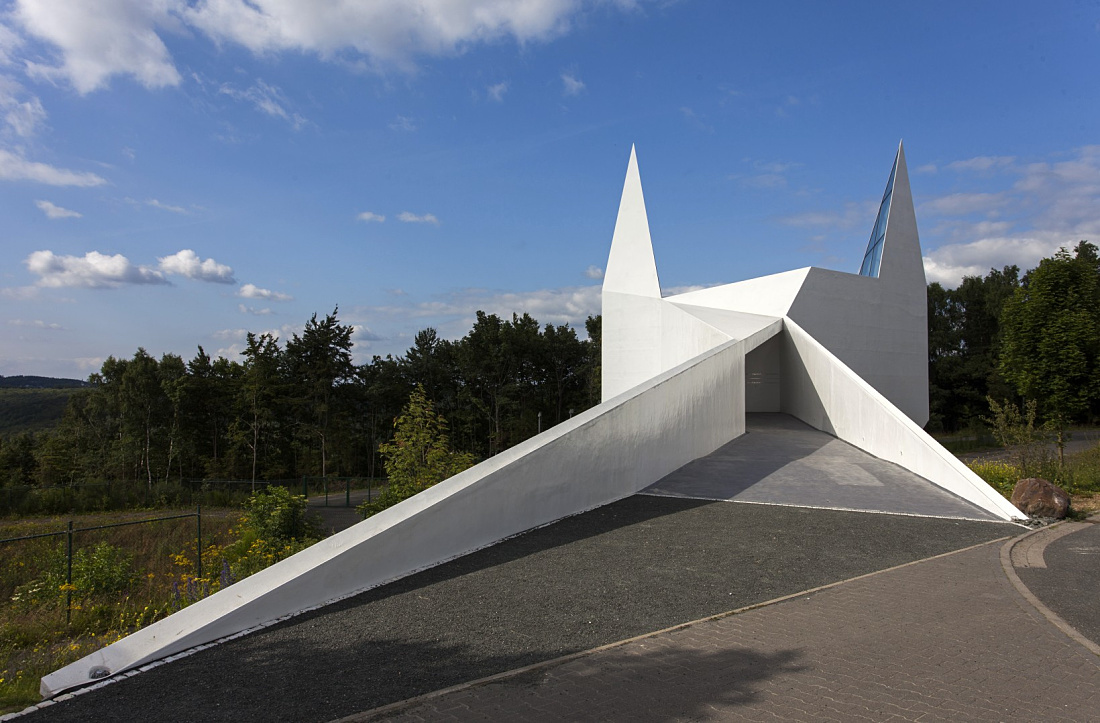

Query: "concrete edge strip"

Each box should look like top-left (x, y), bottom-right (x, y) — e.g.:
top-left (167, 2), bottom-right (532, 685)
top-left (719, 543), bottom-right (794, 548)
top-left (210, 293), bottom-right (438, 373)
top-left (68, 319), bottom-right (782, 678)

top-left (1011, 521), bottom-right (1089, 569)
top-left (637, 491), bottom-right (1017, 525)
top-left (999, 519), bottom-right (1100, 660)
top-left (331, 535), bottom-right (1014, 723)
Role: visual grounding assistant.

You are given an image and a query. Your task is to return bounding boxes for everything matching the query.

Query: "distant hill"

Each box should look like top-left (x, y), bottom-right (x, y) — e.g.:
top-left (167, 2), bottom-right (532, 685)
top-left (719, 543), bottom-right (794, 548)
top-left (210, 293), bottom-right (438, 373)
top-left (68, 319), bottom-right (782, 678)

top-left (0, 387), bottom-right (83, 436)
top-left (0, 375), bottom-right (89, 389)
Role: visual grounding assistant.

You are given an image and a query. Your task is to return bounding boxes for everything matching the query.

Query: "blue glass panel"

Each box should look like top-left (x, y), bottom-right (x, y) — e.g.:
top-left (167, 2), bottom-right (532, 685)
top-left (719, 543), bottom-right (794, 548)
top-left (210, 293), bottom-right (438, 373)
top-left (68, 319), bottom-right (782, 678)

top-left (858, 155), bottom-right (898, 278)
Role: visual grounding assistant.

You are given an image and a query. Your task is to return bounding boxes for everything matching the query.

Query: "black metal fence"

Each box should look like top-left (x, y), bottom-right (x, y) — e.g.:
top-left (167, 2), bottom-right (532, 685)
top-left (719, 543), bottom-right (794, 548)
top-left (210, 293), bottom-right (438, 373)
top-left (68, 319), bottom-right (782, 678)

top-left (0, 507), bottom-right (201, 623)
top-left (0, 477), bottom-right (383, 516)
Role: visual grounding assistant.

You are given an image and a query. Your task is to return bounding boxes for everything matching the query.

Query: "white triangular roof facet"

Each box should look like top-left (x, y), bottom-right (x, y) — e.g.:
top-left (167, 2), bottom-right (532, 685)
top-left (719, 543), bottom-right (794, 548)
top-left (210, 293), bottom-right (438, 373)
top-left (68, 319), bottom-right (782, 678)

top-left (603, 145), bottom-right (661, 298)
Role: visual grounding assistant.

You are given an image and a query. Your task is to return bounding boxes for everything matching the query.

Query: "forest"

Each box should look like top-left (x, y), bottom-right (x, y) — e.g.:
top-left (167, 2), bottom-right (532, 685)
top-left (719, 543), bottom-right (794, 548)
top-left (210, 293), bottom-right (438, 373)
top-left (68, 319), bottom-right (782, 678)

top-left (2, 240), bottom-right (1098, 491)
top-left (0, 310), bottom-right (601, 490)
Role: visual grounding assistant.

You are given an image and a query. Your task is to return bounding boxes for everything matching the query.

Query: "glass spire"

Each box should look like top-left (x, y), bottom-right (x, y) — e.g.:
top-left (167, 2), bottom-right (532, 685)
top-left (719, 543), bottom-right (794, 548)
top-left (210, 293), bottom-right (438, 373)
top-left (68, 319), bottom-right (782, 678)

top-left (858, 154), bottom-right (898, 277)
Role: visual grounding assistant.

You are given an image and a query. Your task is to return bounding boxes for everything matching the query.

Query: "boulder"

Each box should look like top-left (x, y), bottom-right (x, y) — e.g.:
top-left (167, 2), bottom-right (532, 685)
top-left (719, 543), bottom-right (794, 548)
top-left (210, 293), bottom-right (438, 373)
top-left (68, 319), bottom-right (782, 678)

top-left (1010, 477), bottom-right (1070, 519)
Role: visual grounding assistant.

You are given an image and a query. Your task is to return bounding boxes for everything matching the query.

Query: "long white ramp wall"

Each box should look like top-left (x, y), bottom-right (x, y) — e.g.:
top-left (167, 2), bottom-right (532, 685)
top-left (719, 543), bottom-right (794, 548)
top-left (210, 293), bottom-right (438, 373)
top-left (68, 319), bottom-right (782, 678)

top-left (42, 325), bottom-right (779, 699)
top-left (780, 318), bottom-right (1024, 521)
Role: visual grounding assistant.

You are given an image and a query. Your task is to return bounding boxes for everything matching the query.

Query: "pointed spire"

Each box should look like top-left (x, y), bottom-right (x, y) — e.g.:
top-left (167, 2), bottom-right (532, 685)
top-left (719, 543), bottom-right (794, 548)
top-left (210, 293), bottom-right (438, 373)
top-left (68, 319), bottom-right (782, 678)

top-left (878, 140), bottom-right (926, 285)
top-left (603, 145), bottom-right (661, 298)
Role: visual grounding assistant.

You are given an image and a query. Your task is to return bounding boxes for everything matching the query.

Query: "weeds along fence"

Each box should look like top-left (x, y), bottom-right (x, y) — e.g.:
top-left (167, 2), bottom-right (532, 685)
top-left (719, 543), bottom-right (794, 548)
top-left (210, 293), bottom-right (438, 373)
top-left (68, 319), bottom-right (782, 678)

top-left (0, 477), bottom-right (383, 517)
top-left (0, 508), bottom-right (204, 624)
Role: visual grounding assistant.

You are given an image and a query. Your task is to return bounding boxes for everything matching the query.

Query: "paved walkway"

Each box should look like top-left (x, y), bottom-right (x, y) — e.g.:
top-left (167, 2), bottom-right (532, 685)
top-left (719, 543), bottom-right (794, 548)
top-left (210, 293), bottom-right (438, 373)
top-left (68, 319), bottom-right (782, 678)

top-left (351, 528), bottom-right (1100, 722)
top-left (20, 499), bottom-right (1017, 723)
top-left (644, 414), bottom-right (1001, 521)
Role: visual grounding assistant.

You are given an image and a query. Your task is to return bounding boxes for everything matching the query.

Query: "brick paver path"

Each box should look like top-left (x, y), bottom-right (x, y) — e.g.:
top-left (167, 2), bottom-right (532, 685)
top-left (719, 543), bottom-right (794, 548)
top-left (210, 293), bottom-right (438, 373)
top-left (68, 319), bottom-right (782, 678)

top-left (357, 540), bottom-right (1100, 722)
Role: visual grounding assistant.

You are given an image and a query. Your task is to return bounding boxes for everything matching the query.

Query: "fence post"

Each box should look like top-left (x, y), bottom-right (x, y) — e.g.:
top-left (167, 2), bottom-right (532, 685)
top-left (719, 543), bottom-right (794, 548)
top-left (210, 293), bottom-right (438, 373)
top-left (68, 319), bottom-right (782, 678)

top-left (196, 504), bottom-right (202, 582)
top-left (302, 476), bottom-right (308, 498)
top-left (66, 520), bottom-right (73, 624)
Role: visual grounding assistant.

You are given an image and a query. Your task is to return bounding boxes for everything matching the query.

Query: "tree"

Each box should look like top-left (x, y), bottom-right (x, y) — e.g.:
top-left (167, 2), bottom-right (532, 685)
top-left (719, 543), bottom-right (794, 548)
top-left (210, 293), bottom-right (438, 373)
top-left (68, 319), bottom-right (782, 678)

top-left (285, 308), bottom-right (355, 478)
top-left (1000, 241), bottom-right (1100, 453)
top-left (359, 385), bottom-right (474, 517)
top-left (234, 333), bottom-right (284, 488)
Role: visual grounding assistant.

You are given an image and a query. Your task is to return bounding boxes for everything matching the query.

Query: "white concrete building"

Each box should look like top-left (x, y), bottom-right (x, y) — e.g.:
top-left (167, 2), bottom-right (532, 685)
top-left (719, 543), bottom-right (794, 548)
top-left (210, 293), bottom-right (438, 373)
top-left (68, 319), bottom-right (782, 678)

top-left (41, 145), bottom-right (1024, 700)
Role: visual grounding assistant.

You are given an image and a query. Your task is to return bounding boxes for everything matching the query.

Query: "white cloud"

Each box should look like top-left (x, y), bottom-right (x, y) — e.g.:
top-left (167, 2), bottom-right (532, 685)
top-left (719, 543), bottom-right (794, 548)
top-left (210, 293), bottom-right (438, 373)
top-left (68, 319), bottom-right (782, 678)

top-left (13, 0), bottom-right (182, 94)
top-left (920, 192), bottom-right (1006, 217)
top-left (238, 303), bottom-right (273, 316)
top-left (0, 148), bottom-right (107, 186)
top-left (0, 75), bottom-right (47, 138)
top-left (561, 72), bottom-right (585, 96)
top-left (35, 199), bottom-right (81, 218)
top-left (5, 2), bottom-right (633, 101)
top-left (351, 284), bottom-right (602, 357)
top-left (26, 250), bottom-right (167, 288)
top-left (487, 81), bottom-right (508, 102)
top-left (398, 211), bottom-right (440, 225)
top-left (219, 79), bottom-right (307, 129)
top-left (146, 198), bottom-right (187, 213)
top-left (158, 249), bottom-right (236, 283)
top-left (945, 155), bottom-right (1016, 173)
top-left (357, 211), bottom-right (385, 223)
top-left (923, 236), bottom-right (1067, 287)
top-left (584, 265), bottom-right (603, 279)
top-left (389, 115), bottom-right (416, 132)
top-left (238, 283), bottom-right (293, 301)
top-left (920, 146), bottom-right (1100, 287)
top-left (779, 200), bottom-right (878, 231)
top-left (8, 318), bottom-right (63, 330)
top-left (183, 0), bottom-right (580, 69)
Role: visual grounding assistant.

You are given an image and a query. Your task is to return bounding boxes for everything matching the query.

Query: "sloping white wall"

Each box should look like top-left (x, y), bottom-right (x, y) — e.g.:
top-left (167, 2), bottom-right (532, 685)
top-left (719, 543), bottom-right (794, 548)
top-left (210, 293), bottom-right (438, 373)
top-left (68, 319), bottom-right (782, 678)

top-left (787, 268), bottom-right (929, 426)
top-left (43, 322), bottom-right (781, 699)
top-left (779, 318), bottom-right (1024, 521)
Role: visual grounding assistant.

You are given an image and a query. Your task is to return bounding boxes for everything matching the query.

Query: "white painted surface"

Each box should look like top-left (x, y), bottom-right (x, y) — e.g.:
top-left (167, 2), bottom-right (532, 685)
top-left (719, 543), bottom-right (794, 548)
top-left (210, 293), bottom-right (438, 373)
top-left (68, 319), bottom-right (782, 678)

top-left (42, 323), bottom-right (781, 699)
top-left (780, 318), bottom-right (1024, 521)
top-left (603, 145), bottom-right (660, 299)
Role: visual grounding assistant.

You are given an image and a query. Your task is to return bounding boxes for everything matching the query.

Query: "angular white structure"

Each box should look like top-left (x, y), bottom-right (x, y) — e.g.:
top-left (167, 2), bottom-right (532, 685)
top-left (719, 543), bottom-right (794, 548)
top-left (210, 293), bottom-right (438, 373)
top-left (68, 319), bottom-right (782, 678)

top-left (41, 144), bottom-right (1024, 700)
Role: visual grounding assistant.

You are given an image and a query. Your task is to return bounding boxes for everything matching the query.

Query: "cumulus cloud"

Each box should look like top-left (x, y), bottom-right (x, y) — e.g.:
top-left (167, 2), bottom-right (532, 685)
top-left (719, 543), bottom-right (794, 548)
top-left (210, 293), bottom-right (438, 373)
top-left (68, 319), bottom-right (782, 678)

top-left (219, 80), bottom-right (307, 129)
top-left (561, 72), bottom-right (585, 96)
top-left (584, 265), bottom-right (603, 279)
top-left (183, 0), bottom-right (580, 69)
top-left (146, 198), bottom-right (187, 213)
top-left (13, 0), bottom-right (182, 93)
top-left (238, 283), bottom-right (293, 301)
top-left (4, 2), bottom-right (634, 100)
top-left (398, 211), bottom-right (440, 225)
top-left (158, 249), bottom-right (235, 283)
top-left (26, 250), bottom-right (167, 288)
top-left (35, 199), bottom-right (81, 218)
top-left (487, 81), bottom-right (508, 102)
top-left (0, 148), bottom-right (106, 186)
top-left (357, 211), bottom-right (385, 223)
top-left (919, 146), bottom-right (1100, 286)
top-left (923, 236), bottom-right (1068, 286)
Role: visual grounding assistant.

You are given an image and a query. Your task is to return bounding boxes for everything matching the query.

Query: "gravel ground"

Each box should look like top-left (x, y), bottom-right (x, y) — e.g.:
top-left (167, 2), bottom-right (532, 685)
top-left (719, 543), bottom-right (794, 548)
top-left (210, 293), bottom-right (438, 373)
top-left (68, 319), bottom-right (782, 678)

top-left (30, 497), bottom-right (1017, 723)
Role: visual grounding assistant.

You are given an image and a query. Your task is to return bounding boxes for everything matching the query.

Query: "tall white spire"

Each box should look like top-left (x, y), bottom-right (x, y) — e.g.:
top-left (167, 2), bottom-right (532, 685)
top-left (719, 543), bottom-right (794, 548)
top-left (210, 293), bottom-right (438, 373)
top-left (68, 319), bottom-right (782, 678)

top-left (603, 145), bottom-right (661, 298)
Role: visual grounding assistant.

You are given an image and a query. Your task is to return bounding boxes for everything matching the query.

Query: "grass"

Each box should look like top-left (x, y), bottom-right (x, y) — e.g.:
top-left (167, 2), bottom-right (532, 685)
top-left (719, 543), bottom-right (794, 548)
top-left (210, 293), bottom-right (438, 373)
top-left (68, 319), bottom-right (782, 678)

top-left (968, 441), bottom-right (1100, 512)
top-left (0, 508), bottom-right (240, 713)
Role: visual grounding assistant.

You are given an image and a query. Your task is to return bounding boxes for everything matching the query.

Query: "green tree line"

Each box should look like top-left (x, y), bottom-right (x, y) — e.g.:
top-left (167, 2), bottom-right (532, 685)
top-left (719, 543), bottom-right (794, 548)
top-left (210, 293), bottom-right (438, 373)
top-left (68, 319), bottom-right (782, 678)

top-left (0, 309), bottom-right (601, 489)
top-left (929, 240), bottom-right (1100, 433)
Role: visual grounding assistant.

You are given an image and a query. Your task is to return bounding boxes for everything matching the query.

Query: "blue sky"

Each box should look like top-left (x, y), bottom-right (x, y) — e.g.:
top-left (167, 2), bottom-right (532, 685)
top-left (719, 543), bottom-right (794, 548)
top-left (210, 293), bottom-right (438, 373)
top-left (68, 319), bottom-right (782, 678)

top-left (2, 1), bottom-right (1099, 378)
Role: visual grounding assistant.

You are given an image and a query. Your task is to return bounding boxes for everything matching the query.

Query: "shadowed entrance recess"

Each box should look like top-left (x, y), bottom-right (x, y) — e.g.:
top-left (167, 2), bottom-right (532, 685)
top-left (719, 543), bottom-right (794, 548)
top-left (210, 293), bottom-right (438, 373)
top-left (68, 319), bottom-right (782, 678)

top-left (643, 414), bottom-right (1002, 521)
